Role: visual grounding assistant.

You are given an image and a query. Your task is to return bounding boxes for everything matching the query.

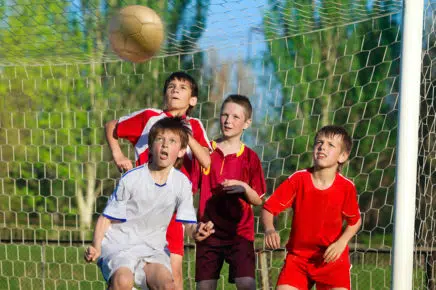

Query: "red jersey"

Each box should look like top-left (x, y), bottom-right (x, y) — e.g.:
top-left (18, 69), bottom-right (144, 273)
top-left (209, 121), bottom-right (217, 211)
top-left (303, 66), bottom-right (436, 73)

top-left (263, 168), bottom-right (360, 259)
top-left (199, 141), bottom-right (266, 242)
top-left (116, 108), bottom-right (211, 190)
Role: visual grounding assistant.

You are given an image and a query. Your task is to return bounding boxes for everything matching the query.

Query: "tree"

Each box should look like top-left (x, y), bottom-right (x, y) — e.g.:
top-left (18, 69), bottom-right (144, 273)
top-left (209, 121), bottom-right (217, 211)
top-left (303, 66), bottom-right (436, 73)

top-left (261, 0), bottom-right (401, 245)
top-left (0, 0), bottom-right (211, 240)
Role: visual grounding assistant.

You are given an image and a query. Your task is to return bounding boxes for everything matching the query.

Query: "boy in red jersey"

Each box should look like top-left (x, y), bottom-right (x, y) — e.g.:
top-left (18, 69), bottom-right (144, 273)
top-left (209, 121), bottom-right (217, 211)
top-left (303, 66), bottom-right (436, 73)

top-left (105, 72), bottom-right (211, 290)
top-left (195, 94), bottom-right (267, 290)
top-left (262, 125), bottom-right (361, 290)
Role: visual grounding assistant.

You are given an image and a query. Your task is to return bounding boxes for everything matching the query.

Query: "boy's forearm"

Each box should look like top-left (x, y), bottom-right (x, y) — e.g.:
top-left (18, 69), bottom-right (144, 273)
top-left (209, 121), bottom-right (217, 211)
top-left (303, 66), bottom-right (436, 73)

top-left (105, 120), bottom-right (122, 155)
top-left (243, 185), bottom-right (263, 206)
top-left (188, 135), bottom-right (211, 168)
top-left (261, 209), bottom-right (275, 232)
top-left (184, 223), bottom-right (197, 239)
top-left (92, 215), bottom-right (112, 249)
top-left (337, 218), bottom-right (362, 244)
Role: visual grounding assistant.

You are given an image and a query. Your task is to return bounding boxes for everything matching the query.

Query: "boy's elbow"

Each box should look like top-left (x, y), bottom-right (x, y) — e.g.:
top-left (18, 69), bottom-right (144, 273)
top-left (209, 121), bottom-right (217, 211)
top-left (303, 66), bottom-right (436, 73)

top-left (252, 198), bottom-right (263, 206)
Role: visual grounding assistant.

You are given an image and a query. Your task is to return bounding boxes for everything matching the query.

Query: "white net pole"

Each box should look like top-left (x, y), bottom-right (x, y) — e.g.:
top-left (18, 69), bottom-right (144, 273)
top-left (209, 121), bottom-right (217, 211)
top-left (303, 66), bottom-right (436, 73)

top-left (391, 0), bottom-right (424, 289)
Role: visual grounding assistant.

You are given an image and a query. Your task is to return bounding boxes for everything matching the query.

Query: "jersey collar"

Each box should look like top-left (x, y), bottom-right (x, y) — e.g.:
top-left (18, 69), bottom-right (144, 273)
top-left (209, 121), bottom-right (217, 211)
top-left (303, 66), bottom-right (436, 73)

top-left (211, 140), bottom-right (245, 157)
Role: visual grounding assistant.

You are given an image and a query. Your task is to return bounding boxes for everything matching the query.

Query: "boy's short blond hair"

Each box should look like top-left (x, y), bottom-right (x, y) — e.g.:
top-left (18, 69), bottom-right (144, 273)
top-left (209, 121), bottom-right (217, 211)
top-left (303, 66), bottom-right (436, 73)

top-left (221, 94), bottom-right (253, 120)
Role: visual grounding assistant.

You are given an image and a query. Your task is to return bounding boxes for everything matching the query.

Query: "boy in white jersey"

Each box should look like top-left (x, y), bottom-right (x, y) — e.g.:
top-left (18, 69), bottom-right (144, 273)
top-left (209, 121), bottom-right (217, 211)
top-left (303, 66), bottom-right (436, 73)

top-left (85, 117), bottom-right (214, 290)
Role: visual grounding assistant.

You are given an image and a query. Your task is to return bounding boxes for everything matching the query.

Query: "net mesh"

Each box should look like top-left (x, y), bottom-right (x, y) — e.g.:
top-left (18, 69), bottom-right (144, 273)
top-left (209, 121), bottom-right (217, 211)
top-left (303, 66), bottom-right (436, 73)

top-left (0, 0), bottom-right (434, 289)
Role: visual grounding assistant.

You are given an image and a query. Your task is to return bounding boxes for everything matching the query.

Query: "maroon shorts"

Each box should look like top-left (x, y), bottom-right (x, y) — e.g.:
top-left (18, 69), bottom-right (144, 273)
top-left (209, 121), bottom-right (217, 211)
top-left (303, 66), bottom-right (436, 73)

top-left (277, 250), bottom-right (352, 290)
top-left (195, 237), bottom-right (255, 283)
top-left (166, 214), bottom-right (184, 256)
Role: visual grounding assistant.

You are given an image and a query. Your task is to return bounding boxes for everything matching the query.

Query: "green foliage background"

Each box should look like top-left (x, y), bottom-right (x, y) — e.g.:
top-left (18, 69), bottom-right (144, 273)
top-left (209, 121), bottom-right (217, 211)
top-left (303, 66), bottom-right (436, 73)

top-left (0, 0), bottom-right (434, 289)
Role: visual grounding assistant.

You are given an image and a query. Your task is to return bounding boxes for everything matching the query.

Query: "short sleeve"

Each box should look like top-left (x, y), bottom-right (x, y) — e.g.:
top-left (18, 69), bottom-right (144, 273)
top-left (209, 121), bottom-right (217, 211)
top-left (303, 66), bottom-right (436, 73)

top-left (190, 119), bottom-right (212, 150)
top-left (175, 177), bottom-right (197, 223)
top-left (263, 175), bottom-right (298, 216)
top-left (248, 152), bottom-right (267, 198)
top-left (103, 178), bottom-right (130, 222)
top-left (342, 184), bottom-right (361, 225)
top-left (116, 109), bottom-right (147, 144)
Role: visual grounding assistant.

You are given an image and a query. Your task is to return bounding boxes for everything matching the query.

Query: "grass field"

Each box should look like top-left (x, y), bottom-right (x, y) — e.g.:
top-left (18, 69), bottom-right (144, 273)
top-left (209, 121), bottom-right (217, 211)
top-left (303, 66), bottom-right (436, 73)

top-left (0, 243), bottom-right (428, 289)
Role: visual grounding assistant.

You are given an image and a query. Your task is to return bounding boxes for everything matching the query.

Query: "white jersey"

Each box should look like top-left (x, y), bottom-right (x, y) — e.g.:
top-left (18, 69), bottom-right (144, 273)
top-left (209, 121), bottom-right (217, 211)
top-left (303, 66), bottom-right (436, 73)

top-left (100, 164), bottom-right (197, 262)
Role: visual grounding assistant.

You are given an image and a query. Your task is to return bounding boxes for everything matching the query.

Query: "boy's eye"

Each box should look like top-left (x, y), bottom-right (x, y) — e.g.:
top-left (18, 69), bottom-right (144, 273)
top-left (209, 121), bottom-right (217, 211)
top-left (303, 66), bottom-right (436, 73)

top-left (155, 137), bottom-right (164, 143)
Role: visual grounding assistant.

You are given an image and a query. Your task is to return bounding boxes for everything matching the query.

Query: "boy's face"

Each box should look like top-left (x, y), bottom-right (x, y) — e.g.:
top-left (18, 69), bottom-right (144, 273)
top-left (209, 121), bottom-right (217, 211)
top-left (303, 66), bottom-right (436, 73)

top-left (150, 130), bottom-right (186, 169)
top-left (164, 78), bottom-right (197, 114)
top-left (313, 133), bottom-right (349, 170)
top-left (220, 102), bottom-right (251, 139)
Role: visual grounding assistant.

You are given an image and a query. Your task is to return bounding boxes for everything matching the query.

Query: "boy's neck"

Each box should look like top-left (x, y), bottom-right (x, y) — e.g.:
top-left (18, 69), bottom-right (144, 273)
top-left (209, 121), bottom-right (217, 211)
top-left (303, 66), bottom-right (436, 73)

top-left (216, 135), bottom-right (243, 155)
top-left (148, 164), bottom-right (173, 185)
top-left (166, 108), bottom-right (187, 117)
top-left (311, 166), bottom-right (338, 190)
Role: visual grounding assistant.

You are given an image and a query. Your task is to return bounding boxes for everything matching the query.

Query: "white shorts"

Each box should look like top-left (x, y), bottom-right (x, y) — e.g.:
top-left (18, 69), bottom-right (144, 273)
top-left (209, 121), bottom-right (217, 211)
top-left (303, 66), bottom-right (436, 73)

top-left (98, 246), bottom-right (171, 289)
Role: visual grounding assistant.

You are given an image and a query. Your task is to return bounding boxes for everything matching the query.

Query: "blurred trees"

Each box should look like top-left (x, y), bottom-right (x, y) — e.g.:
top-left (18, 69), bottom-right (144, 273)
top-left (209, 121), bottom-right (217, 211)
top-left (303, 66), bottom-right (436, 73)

top-left (0, 0), bottom-right (210, 239)
top-left (260, 0), bottom-right (401, 246)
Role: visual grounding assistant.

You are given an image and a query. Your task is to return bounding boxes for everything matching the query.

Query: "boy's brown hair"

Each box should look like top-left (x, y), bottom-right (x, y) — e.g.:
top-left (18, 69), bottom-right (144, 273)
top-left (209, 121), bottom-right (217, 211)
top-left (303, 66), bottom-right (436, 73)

top-left (163, 71), bottom-right (199, 116)
top-left (221, 94), bottom-right (253, 120)
top-left (314, 125), bottom-right (353, 170)
top-left (148, 117), bottom-right (192, 169)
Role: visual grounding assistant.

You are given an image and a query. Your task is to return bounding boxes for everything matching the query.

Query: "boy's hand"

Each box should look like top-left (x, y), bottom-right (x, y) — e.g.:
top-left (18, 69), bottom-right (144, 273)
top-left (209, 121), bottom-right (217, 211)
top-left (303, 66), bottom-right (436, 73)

top-left (264, 229), bottom-right (280, 249)
top-left (113, 152), bottom-right (133, 172)
top-left (193, 221), bottom-right (215, 242)
top-left (84, 246), bottom-right (101, 263)
top-left (221, 179), bottom-right (247, 194)
top-left (323, 239), bottom-right (347, 263)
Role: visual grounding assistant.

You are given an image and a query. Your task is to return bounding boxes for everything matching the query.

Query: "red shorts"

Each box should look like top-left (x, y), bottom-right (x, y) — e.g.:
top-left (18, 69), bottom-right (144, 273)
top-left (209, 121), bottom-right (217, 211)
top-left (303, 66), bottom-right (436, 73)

top-left (166, 214), bottom-right (184, 256)
top-left (277, 250), bottom-right (351, 290)
top-left (195, 236), bottom-right (255, 283)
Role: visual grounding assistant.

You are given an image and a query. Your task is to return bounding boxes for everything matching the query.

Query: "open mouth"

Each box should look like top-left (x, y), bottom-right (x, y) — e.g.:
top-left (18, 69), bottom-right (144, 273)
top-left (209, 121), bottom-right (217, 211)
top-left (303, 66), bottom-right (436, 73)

top-left (159, 150), bottom-right (169, 159)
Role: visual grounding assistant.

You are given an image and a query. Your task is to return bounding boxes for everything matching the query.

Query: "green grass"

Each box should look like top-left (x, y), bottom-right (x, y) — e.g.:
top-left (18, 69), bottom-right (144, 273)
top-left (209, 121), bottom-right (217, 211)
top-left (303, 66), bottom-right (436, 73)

top-left (0, 244), bottom-right (428, 290)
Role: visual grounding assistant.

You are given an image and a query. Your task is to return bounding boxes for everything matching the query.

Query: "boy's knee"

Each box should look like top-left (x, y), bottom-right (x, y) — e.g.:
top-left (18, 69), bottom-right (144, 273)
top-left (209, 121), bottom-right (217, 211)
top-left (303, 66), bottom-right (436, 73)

top-left (162, 280), bottom-right (176, 290)
top-left (111, 271), bottom-right (134, 289)
top-left (235, 277), bottom-right (256, 290)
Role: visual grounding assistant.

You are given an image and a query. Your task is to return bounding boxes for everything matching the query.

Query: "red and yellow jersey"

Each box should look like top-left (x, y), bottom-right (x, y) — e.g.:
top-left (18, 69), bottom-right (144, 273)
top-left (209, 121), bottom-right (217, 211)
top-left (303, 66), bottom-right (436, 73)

top-left (198, 141), bottom-right (266, 242)
top-left (263, 168), bottom-right (360, 259)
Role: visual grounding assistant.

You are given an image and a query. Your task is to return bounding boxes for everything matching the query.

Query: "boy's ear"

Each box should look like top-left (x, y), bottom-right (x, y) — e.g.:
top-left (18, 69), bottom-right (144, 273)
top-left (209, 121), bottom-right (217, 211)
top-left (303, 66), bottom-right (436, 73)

top-left (177, 148), bottom-right (187, 158)
top-left (189, 96), bottom-right (198, 107)
top-left (243, 118), bottom-right (252, 130)
top-left (338, 151), bottom-right (349, 164)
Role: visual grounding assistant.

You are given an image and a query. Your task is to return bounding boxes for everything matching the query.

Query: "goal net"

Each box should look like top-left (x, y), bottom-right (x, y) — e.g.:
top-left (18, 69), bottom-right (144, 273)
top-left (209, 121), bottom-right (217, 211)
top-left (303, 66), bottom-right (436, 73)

top-left (0, 0), bottom-right (433, 289)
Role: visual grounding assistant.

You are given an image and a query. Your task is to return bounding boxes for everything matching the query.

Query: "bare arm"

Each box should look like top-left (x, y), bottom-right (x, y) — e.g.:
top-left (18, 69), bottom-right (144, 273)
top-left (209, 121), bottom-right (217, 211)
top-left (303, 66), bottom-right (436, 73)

top-left (261, 208), bottom-right (281, 249)
top-left (105, 120), bottom-right (133, 172)
top-left (220, 179), bottom-right (263, 206)
top-left (84, 215), bottom-right (112, 262)
top-left (323, 217), bottom-right (362, 263)
top-left (188, 135), bottom-right (211, 169)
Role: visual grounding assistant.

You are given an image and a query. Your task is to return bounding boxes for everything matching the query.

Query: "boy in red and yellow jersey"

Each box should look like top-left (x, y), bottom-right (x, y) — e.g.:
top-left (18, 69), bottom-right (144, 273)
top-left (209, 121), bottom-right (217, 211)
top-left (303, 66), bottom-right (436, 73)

top-left (196, 94), bottom-right (266, 290)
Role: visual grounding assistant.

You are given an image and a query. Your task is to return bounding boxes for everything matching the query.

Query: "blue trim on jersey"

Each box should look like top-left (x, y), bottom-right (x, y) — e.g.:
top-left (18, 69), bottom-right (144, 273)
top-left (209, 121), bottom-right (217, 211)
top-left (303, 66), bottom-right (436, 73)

top-left (121, 164), bottom-right (145, 178)
top-left (102, 213), bottom-right (127, 222)
top-left (154, 182), bottom-right (167, 187)
top-left (176, 219), bottom-right (197, 223)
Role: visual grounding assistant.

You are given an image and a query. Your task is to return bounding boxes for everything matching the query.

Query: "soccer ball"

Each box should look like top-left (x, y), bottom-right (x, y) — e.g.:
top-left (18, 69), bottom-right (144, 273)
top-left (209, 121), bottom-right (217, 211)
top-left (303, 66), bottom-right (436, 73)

top-left (109, 5), bottom-right (164, 63)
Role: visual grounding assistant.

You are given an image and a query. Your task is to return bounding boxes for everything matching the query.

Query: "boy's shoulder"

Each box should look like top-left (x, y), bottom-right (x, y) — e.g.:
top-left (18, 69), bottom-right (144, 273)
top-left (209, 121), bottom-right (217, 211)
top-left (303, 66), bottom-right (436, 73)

top-left (286, 168), bottom-right (310, 181)
top-left (119, 108), bottom-right (163, 122)
top-left (121, 164), bottom-right (147, 179)
top-left (336, 173), bottom-right (356, 188)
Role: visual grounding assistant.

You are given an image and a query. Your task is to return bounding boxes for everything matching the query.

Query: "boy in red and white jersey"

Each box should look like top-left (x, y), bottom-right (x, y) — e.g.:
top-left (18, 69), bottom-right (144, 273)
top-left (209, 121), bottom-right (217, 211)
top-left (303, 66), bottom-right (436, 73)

top-left (196, 94), bottom-right (266, 290)
top-left (105, 71), bottom-right (211, 289)
top-left (262, 125), bottom-right (361, 290)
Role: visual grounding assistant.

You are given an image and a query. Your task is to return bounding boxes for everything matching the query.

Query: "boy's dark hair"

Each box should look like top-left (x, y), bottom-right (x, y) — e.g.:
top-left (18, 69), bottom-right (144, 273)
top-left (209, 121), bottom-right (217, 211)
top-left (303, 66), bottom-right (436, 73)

top-left (314, 125), bottom-right (353, 171)
top-left (222, 94), bottom-right (253, 120)
top-left (163, 71), bottom-right (199, 116)
top-left (148, 117), bottom-right (192, 169)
